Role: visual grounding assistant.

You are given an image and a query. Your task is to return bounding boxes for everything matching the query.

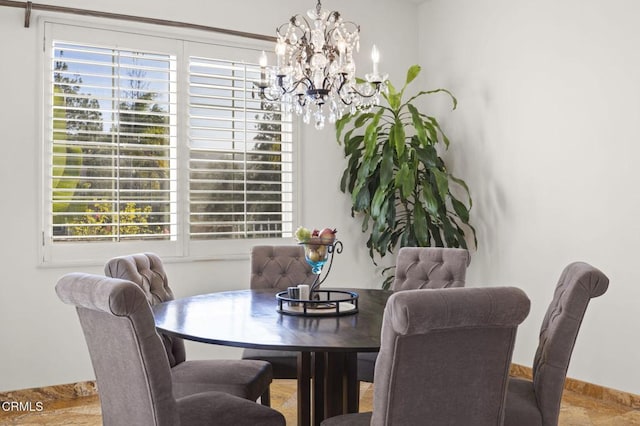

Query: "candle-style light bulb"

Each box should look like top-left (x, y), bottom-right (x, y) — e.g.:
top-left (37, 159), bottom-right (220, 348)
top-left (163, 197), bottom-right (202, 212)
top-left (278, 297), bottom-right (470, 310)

top-left (259, 51), bottom-right (267, 83)
top-left (259, 51), bottom-right (268, 68)
top-left (371, 44), bottom-right (380, 76)
top-left (275, 41), bottom-right (286, 71)
top-left (337, 40), bottom-right (346, 68)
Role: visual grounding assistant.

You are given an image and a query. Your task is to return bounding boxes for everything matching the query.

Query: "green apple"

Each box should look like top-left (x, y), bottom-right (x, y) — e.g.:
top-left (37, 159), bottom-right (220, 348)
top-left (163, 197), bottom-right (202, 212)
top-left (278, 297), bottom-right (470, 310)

top-left (295, 226), bottom-right (311, 242)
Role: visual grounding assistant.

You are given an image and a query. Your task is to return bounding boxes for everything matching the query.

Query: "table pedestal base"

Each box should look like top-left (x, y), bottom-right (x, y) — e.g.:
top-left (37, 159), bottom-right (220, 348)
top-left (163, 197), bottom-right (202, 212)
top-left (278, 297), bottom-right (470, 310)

top-left (297, 352), bottom-right (359, 426)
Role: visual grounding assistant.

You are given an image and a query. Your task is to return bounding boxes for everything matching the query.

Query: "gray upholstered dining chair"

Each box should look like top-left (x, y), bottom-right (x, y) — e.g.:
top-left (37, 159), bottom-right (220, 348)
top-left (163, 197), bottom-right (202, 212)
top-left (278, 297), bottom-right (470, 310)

top-left (322, 286), bottom-right (531, 426)
top-left (503, 262), bottom-right (609, 426)
top-left (241, 245), bottom-right (315, 379)
top-left (55, 272), bottom-right (285, 426)
top-left (390, 247), bottom-right (471, 291)
top-left (357, 246), bottom-right (471, 383)
top-left (105, 253), bottom-right (273, 406)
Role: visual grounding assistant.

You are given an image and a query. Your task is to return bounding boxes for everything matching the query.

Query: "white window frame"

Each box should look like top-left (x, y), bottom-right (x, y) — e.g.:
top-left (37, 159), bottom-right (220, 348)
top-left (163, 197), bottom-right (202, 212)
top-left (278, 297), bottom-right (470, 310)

top-left (39, 19), bottom-right (300, 266)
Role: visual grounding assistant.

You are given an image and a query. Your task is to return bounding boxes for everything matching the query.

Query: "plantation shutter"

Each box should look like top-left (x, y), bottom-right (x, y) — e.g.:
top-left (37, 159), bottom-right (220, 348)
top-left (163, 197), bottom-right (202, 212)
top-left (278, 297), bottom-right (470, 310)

top-left (50, 42), bottom-right (177, 242)
top-left (188, 56), bottom-right (294, 239)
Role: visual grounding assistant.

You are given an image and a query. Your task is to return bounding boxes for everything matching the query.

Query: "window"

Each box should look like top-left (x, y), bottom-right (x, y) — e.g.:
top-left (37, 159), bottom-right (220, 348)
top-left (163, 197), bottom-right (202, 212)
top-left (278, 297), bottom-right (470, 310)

top-left (188, 55), bottom-right (293, 240)
top-left (42, 22), bottom-right (295, 264)
top-left (51, 42), bottom-right (178, 243)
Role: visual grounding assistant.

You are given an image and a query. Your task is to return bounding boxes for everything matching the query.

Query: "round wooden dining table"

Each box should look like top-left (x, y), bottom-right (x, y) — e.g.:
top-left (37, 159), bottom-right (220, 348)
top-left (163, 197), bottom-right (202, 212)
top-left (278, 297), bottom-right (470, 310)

top-left (152, 287), bottom-right (392, 426)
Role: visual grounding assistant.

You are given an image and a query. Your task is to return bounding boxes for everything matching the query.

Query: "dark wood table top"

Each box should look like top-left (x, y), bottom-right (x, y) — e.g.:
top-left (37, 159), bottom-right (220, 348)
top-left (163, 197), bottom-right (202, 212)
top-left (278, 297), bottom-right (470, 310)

top-left (152, 288), bottom-right (392, 352)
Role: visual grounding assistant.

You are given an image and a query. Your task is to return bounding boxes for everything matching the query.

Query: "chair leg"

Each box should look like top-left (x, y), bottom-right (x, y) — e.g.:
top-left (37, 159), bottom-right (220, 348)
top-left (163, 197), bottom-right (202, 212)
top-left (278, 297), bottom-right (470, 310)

top-left (261, 386), bottom-right (271, 407)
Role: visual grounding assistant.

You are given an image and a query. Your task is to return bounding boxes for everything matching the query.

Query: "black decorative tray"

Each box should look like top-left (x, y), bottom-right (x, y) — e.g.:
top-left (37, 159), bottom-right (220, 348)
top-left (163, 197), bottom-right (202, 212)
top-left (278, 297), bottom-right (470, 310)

top-left (276, 289), bottom-right (359, 317)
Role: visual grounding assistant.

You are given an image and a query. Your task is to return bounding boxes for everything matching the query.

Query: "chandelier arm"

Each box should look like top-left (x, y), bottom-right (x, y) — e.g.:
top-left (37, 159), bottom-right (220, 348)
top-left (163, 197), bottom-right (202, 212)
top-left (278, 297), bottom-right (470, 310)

top-left (256, 87), bottom-right (279, 102)
top-left (257, 74), bottom-right (312, 102)
top-left (278, 14), bottom-right (311, 42)
top-left (323, 27), bottom-right (340, 61)
top-left (346, 82), bottom-right (383, 99)
top-left (336, 92), bottom-right (355, 106)
top-left (324, 17), bottom-right (361, 39)
top-left (291, 12), bottom-right (309, 26)
top-left (296, 13), bottom-right (312, 35)
top-left (275, 22), bottom-right (288, 37)
top-left (295, 93), bottom-right (308, 107)
top-left (288, 76), bottom-right (313, 93)
top-left (323, 72), bottom-right (345, 95)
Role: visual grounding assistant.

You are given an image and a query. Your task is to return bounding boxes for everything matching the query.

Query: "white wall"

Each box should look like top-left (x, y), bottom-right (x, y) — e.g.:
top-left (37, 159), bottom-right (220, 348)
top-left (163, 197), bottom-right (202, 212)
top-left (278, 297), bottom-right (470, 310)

top-left (0, 0), bottom-right (419, 391)
top-left (418, 0), bottom-right (640, 394)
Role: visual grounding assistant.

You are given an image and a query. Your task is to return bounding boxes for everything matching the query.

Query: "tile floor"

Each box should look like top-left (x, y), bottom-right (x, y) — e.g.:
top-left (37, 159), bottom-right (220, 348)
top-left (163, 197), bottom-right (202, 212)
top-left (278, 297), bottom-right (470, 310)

top-left (1, 379), bottom-right (639, 425)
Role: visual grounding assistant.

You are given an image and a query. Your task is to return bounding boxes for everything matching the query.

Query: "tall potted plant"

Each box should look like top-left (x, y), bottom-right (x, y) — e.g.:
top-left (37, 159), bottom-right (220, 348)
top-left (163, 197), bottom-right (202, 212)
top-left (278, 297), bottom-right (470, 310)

top-left (335, 65), bottom-right (476, 288)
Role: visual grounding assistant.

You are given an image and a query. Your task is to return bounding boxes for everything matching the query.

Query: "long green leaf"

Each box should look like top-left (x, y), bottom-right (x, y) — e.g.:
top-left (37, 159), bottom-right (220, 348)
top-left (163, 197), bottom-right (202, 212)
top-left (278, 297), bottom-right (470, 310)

top-left (433, 169), bottom-right (449, 200)
top-left (441, 217), bottom-right (458, 247)
top-left (356, 154), bottom-right (380, 183)
top-left (404, 88), bottom-right (457, 111)
top-left (380, 142), bottom-right (394, 188)
top-left (386, 200), bottom-right (396, 233)
top-left (467, 222), bottom-right (478, 248)
top-left (422, 185), bottom-right (439, 215)
top-left (449, 174), bottom-right (472, 206)
top-left (341, 149), bottom-right (360, 193)
top-left (388, 122), bottom-right (396, 157)
top-left (425, 214), bottom-right (444, 247)
top-left (364, 110), bottom-right (383, 158)
top-left (413, 202), bottom-right (429, 246)
top-left (421, 116), bottom-right (439, 144)
top-left (343, 131), bottom-right (362, 156)
top-left (415, 144), bottom-right (438, 168)
top-left (336, 113), bottom-right (355, 142)
top-left (383, 81), bottom-right (397, 105)
top-left (388, 93), bottom-right (401, 111)
top-left (393, 119), bottom-right (405, 157)
top-left (407, 104), bottom-right (428, 145)
top-left (353, 185), bottom-right (371, 212)
top-left (377, 228), bottom-right (392, 255)
top-left (426, 116), bottom-right (450, 148)
top-left (371, 186), bottom-right (387, 218)
top-left (405, 65), bottom-right (421, 86)
top-left (395, 163), bottom-right (408, 191)
top-left (451, 197), bottom-right (470, 223)
top-left (361, 213), bottom-right (370, 233)
top-left (379, 198), bottom-right (390, 227)
top-left (355, 112), bottom-right (374, 128)
top-left (402, 166), bottom-right (415, 199)
top-left (340, 167), bottom-right (350, 193)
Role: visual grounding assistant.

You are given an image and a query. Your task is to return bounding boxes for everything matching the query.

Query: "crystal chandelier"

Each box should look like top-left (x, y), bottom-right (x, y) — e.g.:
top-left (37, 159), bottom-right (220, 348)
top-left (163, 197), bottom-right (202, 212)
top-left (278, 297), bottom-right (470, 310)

top-left (256, 0), bottom-right (387, 130)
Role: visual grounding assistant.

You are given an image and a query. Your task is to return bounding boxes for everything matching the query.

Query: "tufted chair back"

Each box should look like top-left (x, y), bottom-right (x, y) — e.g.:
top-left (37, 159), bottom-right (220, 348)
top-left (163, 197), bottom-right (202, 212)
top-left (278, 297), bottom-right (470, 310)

top-left (529, 262), bottom-right (609, 426)
top-left (371, 287), bottom-right (530, 426)
top-left (105, 253), bottom-right (186, 367)
top-left (392, 247), bottom-right (471, 292)
top-left (250, 245), bottom-right (315, 290)
top-left (242, 245), bottom-right (314, 380)
top-left (357, 247), bottom-right (471, 383)
top-left (329, 287), bottom-right (530, 426)
top-left (56, 273), bottom-right (179, 426)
